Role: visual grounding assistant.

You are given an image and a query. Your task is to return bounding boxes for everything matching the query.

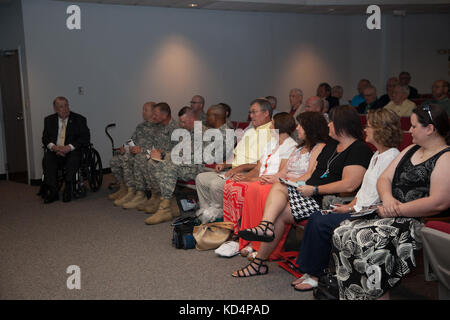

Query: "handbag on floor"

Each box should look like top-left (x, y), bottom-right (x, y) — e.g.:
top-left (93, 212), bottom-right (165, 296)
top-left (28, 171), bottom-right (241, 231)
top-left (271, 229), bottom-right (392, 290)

top-left (171, 215), bottom-right (198, 249)
top-left (193, 221), bottom-right (234, 250)
top-left (313, 269), bottom-right (339, 300)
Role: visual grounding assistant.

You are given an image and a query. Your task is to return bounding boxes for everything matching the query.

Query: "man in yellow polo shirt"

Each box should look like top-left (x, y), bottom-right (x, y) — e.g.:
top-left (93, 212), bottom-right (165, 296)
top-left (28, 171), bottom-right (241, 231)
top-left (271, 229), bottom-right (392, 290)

top-left (195, 98), bottom-right (273, 209)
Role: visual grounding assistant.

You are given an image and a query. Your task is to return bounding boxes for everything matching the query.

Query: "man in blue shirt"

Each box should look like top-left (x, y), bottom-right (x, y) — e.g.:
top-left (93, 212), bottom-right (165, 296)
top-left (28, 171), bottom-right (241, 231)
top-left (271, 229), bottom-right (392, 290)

top-left (350, 79), bottom-right (371, 107)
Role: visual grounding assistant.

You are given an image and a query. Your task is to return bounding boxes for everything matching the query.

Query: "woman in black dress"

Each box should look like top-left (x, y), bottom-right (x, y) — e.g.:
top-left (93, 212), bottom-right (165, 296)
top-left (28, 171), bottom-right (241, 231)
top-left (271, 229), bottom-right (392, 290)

top-left (332, 104), bottom-right (450, 300)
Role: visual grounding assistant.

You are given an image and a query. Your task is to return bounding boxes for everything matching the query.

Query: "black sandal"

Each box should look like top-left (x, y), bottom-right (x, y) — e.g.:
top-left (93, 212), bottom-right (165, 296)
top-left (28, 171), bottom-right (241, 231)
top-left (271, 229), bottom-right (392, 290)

top-left (238, 220), bottom-right (275, 242)
top-left (232, 257), bottom-right (268, 278)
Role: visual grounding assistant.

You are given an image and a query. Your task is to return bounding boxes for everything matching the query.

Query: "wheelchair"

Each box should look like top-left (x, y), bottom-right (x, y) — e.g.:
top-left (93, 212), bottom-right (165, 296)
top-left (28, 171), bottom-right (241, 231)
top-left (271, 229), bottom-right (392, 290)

top-left (38, 144), bottom-right (103, 199)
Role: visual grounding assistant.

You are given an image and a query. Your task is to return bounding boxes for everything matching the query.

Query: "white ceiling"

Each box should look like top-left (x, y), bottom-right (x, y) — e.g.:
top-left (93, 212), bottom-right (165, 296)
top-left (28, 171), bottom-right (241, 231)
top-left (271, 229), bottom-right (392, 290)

top-left (52, 0), bottom-right (450, 14)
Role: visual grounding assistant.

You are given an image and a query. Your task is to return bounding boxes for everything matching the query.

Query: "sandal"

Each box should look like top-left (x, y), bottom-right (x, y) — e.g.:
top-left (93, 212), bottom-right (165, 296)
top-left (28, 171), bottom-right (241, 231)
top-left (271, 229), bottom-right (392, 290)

top-left (231, 257), bottom-right (269, 278)
top-left (238, 220), bottom-right (275, 242)
top-left (240, 245), bottom-right (254, 257)
top-left (247, 251), bottom-right (258, 261)
top-left (291, 273), bottom-right (309, 287)
top-left (294, 276), bottom-right (318, 292)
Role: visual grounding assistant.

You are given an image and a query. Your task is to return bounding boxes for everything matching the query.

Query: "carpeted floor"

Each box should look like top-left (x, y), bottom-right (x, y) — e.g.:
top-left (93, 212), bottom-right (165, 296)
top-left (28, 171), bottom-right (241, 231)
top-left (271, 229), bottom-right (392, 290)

top-left (0, 175), bottom-right (438, 300)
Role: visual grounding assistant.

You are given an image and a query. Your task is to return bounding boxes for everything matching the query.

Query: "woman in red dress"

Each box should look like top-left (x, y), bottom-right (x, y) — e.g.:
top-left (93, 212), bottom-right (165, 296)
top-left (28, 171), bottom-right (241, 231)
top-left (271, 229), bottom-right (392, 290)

top-left (239, 112), bottom-right (330, 260)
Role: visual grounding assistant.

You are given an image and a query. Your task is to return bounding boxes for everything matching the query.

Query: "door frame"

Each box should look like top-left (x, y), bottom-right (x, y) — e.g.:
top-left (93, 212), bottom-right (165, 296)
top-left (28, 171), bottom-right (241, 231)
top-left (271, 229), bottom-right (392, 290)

top-left (0, 46), bottom-right (31, 184)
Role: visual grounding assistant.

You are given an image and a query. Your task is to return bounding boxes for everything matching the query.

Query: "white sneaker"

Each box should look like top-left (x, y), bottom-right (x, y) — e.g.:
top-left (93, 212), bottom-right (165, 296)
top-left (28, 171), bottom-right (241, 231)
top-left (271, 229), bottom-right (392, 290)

top-left (215, 241), bottom-right (239, 258)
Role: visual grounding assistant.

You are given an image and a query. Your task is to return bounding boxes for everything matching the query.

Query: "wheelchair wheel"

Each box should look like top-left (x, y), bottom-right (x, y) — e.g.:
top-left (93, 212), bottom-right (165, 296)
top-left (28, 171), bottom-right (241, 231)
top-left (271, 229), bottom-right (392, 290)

top-left (88, 148), bottom-right (103, 192)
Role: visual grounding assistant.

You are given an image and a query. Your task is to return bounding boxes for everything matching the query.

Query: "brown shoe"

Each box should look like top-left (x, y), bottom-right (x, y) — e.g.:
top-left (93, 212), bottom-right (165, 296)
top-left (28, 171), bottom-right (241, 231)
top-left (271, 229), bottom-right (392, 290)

top-left (113, 187), bottom-right (135, 206)
top-left (145, 198), bottom-right (173, 225)
top-left (144, 194), bottom-right (162, 214)
top-left (108, 183), bottom-right (127, 200)
top-left (122, 191), bottom-right (147, 209)
top-left (170, 197), bottom-right (180, 218)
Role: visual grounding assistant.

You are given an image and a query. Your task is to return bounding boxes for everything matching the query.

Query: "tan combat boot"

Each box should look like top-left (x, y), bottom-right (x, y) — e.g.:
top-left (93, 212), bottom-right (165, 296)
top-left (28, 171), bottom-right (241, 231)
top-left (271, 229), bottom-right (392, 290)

top-left (142, 192), bottom-right (161, 213)
top-left (113, 187), bottom-right (135, 206)
top-left (145, 198), bottom-right (173, 225)
top-left (170, 197), bottom-right (180, 218)
top-left (122, 191), bottom-right (147, 209)
top-left (108, 183), bottom-right (127, 200)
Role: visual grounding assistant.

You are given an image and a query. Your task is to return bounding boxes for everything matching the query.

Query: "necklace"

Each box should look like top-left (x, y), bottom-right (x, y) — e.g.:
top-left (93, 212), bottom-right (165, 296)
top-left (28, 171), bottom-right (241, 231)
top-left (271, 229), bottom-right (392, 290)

top-left (320, 147), bottom-right (341, 179)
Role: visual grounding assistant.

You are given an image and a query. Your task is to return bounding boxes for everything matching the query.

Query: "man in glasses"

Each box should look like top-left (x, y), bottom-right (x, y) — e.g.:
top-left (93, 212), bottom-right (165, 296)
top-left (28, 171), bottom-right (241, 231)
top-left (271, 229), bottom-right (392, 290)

top-left (190, 95), bottom-right (207, 124)
top-left (357, 85), bottom-right (384, 114)
top-left (424, 80), bottom-right (450, 114)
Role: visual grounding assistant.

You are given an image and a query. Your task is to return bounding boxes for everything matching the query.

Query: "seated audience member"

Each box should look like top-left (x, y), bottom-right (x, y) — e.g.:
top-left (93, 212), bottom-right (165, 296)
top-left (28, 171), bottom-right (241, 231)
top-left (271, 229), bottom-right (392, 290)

top-left (190, 95), bottom-right (207, 124)
top-left (109, 101), bottom-right (155, 202)
top-left (332, 104), bottom-right (450, 300)
top-left (219, 102), bottom-right (235, 129)
top-left (317, 82), bottom-right (339, 113)
top-left (304, 96), bottom-right (329, 122)
top-left (292, 108), bottom-right (402, 291)
top-left (350, 79), bottom-right (371, 107)
top-left (238, 112), bottom-right (329, 261)
top-left (378, 77), bottom-right (399, 108)
top-left (117, 102), bottom-right (178, 209)
top-left (357, 85), bottom-right (384, 114)
top-left (145, 106), bottom-right (228, 225)
top-left (288, 88), bottom-right (305, 118)
top-left (399, 71), bottom-right (419, 99)
top-left (384, 84), bottom-right (417, 117)
top-left (232, 105), bottom-right (373, 277)
top-left (42, 96), bottom-right (90, 203)
top-left (331, 85), bottom-right (344, 106)
top-left (424, 80), bottom-right (450, 114)
top-left (266, 96), bottom-right (280, 116)
top-left (195, 98), bottom-right (273, 211)
top-left (215, 113), bottom-right (297, 257)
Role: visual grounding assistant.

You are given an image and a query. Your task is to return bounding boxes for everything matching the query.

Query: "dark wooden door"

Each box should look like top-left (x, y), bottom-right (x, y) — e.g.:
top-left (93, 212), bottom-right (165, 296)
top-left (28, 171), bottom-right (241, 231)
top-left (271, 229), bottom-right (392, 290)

top-left (0, 50), bottom-right (28, 183)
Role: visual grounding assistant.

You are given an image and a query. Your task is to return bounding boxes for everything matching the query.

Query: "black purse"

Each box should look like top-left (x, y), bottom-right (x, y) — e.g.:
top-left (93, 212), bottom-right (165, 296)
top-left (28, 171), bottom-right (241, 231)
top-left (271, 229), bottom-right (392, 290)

top-left (171, 215), bottom-right (198, 249)
top-left (313, 269), bottom-right (339, 300)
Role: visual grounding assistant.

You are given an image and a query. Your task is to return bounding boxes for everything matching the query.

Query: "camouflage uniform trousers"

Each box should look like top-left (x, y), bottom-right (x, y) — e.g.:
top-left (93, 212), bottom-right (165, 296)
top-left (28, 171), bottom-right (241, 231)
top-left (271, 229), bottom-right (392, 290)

top-left (109, 153), bottom-right (136, 188)
top-left (131, 152), bottom-right (161, 193)
top-left (155, 159), bottom-right (204, 199)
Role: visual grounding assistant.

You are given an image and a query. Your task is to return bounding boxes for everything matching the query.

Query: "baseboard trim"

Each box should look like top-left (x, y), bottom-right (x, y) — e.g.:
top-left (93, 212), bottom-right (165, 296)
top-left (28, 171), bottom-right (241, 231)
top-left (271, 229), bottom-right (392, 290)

top-left (29, 168), bottom-right (111, 186)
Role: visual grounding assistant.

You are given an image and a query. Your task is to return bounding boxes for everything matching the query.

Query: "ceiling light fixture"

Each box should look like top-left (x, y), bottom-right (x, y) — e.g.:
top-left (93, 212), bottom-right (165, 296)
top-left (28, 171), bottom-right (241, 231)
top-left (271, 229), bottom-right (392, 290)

top-left (189, 3), bottom-right (198, 8)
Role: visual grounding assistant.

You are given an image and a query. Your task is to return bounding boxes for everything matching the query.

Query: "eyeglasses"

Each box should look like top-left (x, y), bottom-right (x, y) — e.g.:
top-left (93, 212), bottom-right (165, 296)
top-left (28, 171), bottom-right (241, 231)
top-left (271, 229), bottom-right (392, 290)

top-left (423, 105), bottom-right (435, 126)
top-left (190, 101), bottom-right (201, 104)
top-left (248, 110), bottom-right (262, 115)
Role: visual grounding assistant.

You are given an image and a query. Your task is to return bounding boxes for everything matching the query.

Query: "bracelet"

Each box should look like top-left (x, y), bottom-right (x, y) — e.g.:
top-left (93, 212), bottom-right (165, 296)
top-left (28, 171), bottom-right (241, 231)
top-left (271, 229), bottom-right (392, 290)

top-left (313, 186), bottom-right (319, 196)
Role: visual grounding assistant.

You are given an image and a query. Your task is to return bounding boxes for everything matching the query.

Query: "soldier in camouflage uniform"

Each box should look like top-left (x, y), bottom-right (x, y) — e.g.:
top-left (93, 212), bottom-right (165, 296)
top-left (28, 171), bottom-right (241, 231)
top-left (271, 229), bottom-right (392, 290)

top-left (108, 102), bottom-right (156, 204)
top-left (190, 95), bottom-right (207, 126)
top-left (145, 105), bottom-right (231, 225)
top-left (122, 102), bottom-right (179, 210)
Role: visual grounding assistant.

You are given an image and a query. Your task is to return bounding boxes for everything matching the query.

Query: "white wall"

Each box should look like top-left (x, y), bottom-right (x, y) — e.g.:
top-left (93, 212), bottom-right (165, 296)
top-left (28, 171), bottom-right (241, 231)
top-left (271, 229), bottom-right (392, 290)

top-left (16, 0), bottom-right (450, 179)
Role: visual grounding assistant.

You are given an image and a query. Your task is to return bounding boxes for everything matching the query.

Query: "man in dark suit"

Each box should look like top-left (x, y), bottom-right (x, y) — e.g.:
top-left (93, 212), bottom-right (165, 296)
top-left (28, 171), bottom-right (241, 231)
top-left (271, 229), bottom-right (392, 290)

top-left (357, 85), bottom-right (384, 114)
top-left (42, 96), bottom-right (90, 203)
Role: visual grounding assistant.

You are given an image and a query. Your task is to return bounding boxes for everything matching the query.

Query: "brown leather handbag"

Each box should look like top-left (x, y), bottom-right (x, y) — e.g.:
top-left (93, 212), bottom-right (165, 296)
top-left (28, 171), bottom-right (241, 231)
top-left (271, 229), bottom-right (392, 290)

top-left (193, 221), bottom-right (234, 250)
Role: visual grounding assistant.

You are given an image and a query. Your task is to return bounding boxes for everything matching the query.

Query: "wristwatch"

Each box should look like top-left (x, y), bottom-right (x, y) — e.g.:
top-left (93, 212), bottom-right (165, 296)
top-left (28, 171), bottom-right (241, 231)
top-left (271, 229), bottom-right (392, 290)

top-left (313, 186), bottom-right (319, 196)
